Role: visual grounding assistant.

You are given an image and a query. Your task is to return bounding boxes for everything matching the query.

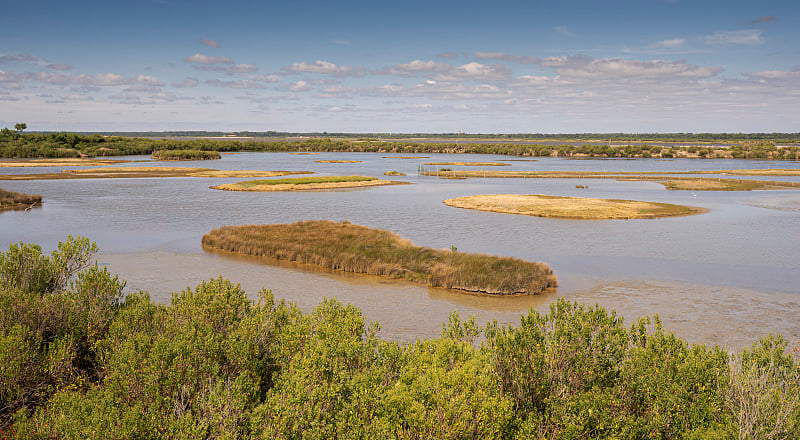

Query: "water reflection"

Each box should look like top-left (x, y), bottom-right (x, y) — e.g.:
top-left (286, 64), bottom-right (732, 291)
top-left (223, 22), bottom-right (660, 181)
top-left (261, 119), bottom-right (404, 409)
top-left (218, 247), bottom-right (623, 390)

top-left (3, 152), bottom-right (800, 348)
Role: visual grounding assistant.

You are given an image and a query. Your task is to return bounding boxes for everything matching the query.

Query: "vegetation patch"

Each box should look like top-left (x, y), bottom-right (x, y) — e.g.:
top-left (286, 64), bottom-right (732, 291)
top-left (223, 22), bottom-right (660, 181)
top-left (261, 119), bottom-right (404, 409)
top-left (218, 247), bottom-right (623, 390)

top-left (202, 220), bottom-right (556, 294)
top-left (659, 179), bottom-right (763, 191)
top-left (0, 187), bottom-right (42, 211)
top-left (0, 167), bottom-right (311, 181)
top-left (289, 152), bottom-right (320, 155)
top-left (424, 161), bottom-right (511, 166)
top-left (151, 149), bottom-right (221, 160)
top-left (383, 156), bottom-right (429, 159)
top-left (212, 175), bottom-right (404, 191)
top-left (384, 170), bottom-right (406, 176)
top-left (696, 169), bottom-right (800, 176)
top-left (421, 169), bottom-right (800, 191)
top-left (314, 160), bottom-right (362, 163)
top-left (443, 194), bottom-right (705, 219)
top-left (0, 158), bottom-right (129, 167)
top-left (1, 237), bottom-right (799, 438)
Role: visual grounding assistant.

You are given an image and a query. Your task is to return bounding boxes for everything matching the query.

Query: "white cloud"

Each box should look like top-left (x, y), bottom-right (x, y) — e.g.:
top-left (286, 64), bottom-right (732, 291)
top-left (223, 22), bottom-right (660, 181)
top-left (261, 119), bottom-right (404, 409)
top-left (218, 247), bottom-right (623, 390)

top-left (555, 26), bottom-right (574, 36)
top-left (0, 53), bottom-right (41, 64)
top-left (253, 74), bottom-right (279, 83)
top-left (282, 60), bottom-right (366, 77)
top-left (652, 38), bottom-right (686, 49)
top-left (536, 55), bottom-right (721, 79)
top-left (436, 52), bottom-right (459, 59)
top-left (185, 53), bottom-right (233, 65)
top-left (474, 52), bottom-right (538, 64)
top-left (701, 29), bottom-right (764, 45)
top-left (744, 15), bottom-right (776, 25)
top-left (288, 80), bottom-right (311, 92)
top-left (200, 38), bottom-right (221, 48)
top-left (744, 69), bottom-right (800, 83)
top-left (172, 77), bottom-right (199, 88)
top-left (434, 62), bottom-right (513, 82)
top-left (193, 64), bottom-right (258, 74)
top-left (206, 79), bottom-right (265, 89)
top-left (46, 63), bottom-right (73, 71)
top-left (374, 60), bottom-right (452, 76)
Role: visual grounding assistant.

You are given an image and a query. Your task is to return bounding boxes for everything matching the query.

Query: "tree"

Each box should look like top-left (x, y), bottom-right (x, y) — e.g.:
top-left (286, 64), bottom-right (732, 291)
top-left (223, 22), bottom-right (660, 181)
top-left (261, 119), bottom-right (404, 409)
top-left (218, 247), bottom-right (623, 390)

top-left (14, 122), bottom-right (26, 133)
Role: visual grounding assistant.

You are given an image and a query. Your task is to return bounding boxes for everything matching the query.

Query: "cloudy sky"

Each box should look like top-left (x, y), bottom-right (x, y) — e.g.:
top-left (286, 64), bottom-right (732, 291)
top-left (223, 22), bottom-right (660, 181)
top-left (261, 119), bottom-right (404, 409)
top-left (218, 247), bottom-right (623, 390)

top-left (1, 0), bottom-right (798, 133)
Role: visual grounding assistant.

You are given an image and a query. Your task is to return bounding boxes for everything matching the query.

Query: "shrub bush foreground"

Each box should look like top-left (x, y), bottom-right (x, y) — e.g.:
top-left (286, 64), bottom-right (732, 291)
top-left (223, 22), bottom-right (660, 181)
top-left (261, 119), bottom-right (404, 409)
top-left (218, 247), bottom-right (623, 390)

top-left (0, 237), bottom-right (798, 439)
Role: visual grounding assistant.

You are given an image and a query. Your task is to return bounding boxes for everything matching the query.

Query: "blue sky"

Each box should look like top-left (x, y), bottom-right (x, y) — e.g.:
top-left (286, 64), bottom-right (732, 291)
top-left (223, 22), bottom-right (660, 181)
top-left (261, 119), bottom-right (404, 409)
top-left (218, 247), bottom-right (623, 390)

top-left (1, 0), bottom-right (798, 133)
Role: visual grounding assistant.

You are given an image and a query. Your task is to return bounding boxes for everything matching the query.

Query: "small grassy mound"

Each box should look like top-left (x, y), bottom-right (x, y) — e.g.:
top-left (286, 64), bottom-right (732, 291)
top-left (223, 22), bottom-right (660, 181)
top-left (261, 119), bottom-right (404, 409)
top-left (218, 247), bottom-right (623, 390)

top-left (384, 171), bottom-right (406, 176)
top-left (212, 175), bottom-right (404, 191)
top-left (0, 158), bottom-right (128, 167)
top-left (0, 168), bottom-right (310, 181)
top-left (383, 156), bottom-right (429, 159)
top-left (444, 194), bottom-right (705, 220)
top-left (420, 170), bottom-right (800, 191)
top-left (202, 220), bottom-right (556, 295)
top-left (0, 187), bottom-right (42, 211)
top-left (424, 162), bottom-right (510, 166)
top-left (151, 149), bottom-right (221, 160)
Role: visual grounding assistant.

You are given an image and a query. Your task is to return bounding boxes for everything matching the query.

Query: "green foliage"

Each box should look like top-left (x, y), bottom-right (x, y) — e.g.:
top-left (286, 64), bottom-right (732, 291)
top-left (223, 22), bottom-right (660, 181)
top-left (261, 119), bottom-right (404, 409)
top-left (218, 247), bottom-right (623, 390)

top-left (1, 238), bottom-right (799, 438)
top-left (151, 149), bottom-right (221, 160)
top-left (3, 129), bottom-right (800, 159)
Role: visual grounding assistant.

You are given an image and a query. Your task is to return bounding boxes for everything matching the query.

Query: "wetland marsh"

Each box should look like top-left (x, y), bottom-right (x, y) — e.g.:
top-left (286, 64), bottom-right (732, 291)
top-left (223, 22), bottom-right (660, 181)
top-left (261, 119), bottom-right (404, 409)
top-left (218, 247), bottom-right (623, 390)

top-left (2, 151), bottom-right (800, 348)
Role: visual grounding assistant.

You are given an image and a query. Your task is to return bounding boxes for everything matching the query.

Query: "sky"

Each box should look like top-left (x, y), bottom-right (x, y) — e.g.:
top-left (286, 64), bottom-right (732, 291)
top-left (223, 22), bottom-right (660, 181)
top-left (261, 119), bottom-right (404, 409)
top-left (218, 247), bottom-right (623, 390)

top-left (1, 0), bottom-right (798, 133)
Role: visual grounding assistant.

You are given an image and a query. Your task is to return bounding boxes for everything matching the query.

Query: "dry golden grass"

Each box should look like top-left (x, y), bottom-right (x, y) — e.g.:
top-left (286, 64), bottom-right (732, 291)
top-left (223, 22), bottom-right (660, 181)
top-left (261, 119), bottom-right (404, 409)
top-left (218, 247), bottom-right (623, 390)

top-left (0, 158), bottom-right (129, 167)
top-left (384, 171), bottom-right (407, 176)
top-left (202, 220), bottom-right (557, 295)
top-left (0, 167), bottom-right (312, 180)
top-left (0, 188), bottom-right (42, 211)
top-left (421, 170), bottom-right (800, 191)
top-left (314, 160), bottom-right (362, 163)
top-left (443, 194), bottom-right (705, 220)
top-left (698, 169), bottom-right (800, 176)
top-left (212, 175), bottom-right (405, 192)
top-left (424, 162), bottom-right (511, 166)
top-left (382, 156), bottom-right (429, 159)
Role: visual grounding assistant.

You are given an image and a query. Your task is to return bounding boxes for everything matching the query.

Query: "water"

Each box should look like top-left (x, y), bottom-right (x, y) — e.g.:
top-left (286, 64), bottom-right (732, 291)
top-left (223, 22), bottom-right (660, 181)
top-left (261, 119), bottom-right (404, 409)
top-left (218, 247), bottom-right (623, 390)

top-left (2, 152), bottom-right (800, 349)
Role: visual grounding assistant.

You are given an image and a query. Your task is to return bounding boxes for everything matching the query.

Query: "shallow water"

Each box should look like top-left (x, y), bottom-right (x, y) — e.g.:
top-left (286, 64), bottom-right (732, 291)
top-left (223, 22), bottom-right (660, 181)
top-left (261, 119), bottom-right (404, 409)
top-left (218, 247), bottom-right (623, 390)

top-left (2, 152), bottom-right (800, 349)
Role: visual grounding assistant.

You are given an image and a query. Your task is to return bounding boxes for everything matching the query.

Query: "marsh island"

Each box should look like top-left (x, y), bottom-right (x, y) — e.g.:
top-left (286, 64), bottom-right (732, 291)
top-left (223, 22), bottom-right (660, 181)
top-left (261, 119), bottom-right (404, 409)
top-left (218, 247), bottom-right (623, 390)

top-left (202, 220), bottom-right (557, 294)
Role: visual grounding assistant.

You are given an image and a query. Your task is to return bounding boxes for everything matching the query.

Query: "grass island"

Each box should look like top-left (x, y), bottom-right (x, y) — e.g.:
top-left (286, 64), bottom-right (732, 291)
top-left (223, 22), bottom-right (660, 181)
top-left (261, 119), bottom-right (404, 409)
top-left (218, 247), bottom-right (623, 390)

top-left (202, 220), bottom-right (557, 294)
top-left (0, 158), bottom-right (129, 167)
top-left (151, 149), bottom-right (221, 161)
top-left (384, 171), bottom-right (406, 176)
top-left (421, 169), bottom-right (800, 191)
top-left (211, 175), bottom-right (405, 191)
top-left (424, 161), bottom-right (510, 166)
top-left (0, 167), bottom-right (312, 181)
top-left (443, 194), bottom-right (705, 220)
top-left (0, 187), bottom-right (42, 211)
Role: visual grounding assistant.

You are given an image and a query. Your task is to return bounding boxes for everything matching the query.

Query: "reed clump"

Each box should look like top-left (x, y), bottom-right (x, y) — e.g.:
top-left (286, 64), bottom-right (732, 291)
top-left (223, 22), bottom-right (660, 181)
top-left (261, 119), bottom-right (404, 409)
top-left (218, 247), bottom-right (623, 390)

top-left (0, 187), bottom-right (42, 211)
top-left (384, 170), bottom-right (406, 176)
top-left (202, 220), bottom-right (556, 295)
top-left (151, 149), bottom-right (221, 160)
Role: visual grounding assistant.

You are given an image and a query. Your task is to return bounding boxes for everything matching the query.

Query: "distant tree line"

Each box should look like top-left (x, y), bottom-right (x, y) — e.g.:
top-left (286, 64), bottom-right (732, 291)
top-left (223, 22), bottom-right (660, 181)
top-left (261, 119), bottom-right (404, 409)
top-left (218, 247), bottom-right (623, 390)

top-left (2, 125), bottom-right (799, 160)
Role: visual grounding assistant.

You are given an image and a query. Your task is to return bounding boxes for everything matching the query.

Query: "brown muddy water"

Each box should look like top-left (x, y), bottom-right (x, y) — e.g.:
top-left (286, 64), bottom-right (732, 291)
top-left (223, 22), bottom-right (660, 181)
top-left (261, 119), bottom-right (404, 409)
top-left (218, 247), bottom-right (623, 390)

top-left (3, 152), bottom-right (800, 350)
